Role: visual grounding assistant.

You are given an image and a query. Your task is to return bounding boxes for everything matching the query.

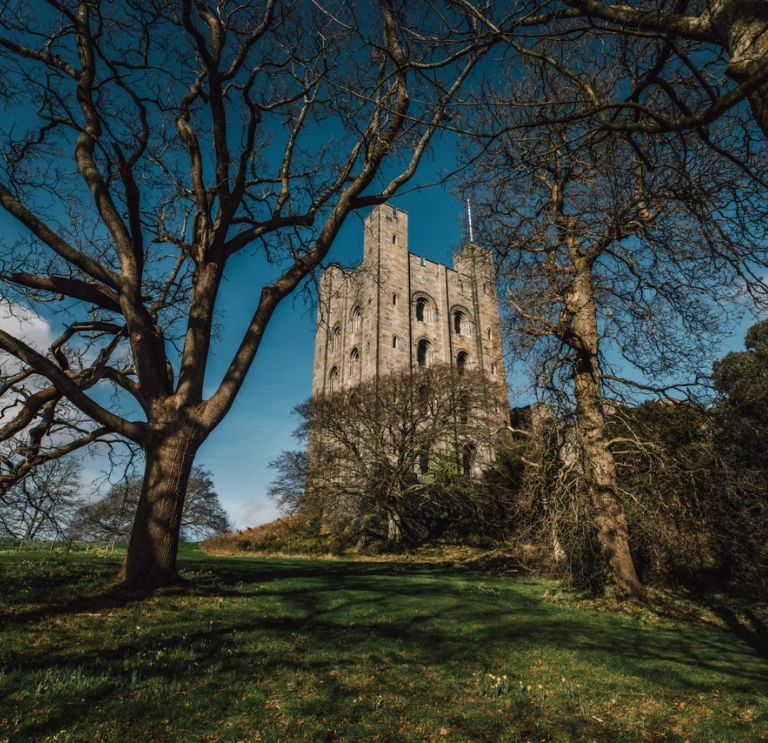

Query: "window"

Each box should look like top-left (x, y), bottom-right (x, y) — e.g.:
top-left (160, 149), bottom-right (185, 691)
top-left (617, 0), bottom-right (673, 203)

top-left (392, 335), bottom-right (398, 349)
top-left (462, 446), bottom-right (474, 477)
top-left (454, 311), bottom-right (464, 335)
top-left (491, 362), bottom-right (496, 377)
top-left (392, 233), bottom-right (397, 244)
top-left (349, 347), bottom-right (360, 376)
top-left (487, 327), bottom-right (492, 340)
top-left (392, 293), bottom-right (397, 306)
top-left (331, 324), bottom-right (341, 350)
top-left (456, 351), bottom-right (468, 374)
top-left (418, 449), bottom-right (430, 474)
top-left (415, 299), bottom-right (426, 322)
top-left (417, 339), bottom-right (429, 367)
top-left (329, 366), bottom-right (339, 392)
top-left (351, 306), bottom-right (361, 330)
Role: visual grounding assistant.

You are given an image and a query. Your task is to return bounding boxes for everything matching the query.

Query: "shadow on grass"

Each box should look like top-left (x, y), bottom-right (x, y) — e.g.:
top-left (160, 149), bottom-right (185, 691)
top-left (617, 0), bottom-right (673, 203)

top-left (3, 551), bottom-right (768, 741)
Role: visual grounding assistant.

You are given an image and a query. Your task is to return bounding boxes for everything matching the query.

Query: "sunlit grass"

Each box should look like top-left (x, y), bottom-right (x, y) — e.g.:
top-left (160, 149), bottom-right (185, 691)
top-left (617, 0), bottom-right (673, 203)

top-left (1, 544), bottom-right (766, 742)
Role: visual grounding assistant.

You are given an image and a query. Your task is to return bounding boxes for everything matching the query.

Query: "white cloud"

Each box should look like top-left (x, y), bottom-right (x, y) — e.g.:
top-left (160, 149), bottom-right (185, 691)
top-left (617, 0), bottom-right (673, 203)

top-left (0, 299), bottom-right (56, 351)
top-left (225, 497), bottom-right (281, 531)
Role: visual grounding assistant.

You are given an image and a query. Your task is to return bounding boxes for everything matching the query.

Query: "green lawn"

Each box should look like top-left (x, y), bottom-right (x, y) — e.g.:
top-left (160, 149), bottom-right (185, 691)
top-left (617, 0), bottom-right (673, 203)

top-left (1, 544), bottom-right (766, 742)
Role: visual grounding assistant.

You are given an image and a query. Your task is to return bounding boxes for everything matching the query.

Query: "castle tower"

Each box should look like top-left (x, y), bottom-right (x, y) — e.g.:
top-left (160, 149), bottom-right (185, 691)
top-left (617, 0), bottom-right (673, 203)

top-left (311, 203), bottom-right (510, 461)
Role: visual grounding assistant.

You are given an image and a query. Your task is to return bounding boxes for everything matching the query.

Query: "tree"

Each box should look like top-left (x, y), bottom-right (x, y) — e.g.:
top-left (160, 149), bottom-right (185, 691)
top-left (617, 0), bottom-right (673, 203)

top-left (299, 364), bottom-right (503, 546)
top-left (0, 1), bottom-right (486, 586)
top-left (267, 449), bottom-right (308, 518)
top-left (457, 0), bottom-right (768, 139)
top-left (713, 318), bottom-right (768, 467)
top-left (68, 465), bottom-right (231, 543)
top-left (709, 319), bottom-right (768, 593)
top-left (459, 59), bottom-right (768, 594)
top-left (560, 0), bottom-right (768, 137)
top-left (0, 457), bottom-right (82, 540)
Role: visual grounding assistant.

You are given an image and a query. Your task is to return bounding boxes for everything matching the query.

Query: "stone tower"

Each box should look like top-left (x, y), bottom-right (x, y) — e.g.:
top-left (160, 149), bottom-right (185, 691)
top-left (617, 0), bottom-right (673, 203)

top-left (311, 203), bottom-right (509, 451)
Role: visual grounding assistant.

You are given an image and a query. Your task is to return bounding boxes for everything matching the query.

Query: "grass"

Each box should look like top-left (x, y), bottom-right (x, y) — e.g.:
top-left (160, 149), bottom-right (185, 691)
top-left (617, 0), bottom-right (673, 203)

top-left (1, 544), bottom-right (767, 742)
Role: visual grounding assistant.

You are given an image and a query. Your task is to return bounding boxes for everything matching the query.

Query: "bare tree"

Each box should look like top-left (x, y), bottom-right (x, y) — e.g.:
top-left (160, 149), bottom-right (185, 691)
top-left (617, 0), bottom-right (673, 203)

top-left (561, 0), bottom-right (768, 137)
top-left (0, 1), bottom-right (488, 586)
top-left (304, 364), bottom-right (501, 546)
top-left (68, 465), bottom-right (231, 542)
top-left (456, 0), bottom-right (768, 139)
top-left (0, 457), bottom-right (81, 540)
top-left (460, 61), bottom-right (768, 595)
top-left (267, 448), bottom-right (308, 517)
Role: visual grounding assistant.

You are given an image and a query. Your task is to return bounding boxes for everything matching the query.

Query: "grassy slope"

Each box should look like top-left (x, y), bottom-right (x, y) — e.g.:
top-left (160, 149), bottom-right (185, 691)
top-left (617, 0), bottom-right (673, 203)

top-left (0, 545), bottom-right (766, 743)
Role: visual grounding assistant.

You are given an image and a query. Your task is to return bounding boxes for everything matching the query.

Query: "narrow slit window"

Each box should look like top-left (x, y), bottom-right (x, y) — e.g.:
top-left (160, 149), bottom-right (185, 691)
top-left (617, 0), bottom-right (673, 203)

top-left (349, 347), bottom-right (360, 375)
top-left (454, 311), bottom-right (464, 335)
top-left (462, 448), bottom-right (472, 477)
top-left (417, 339), bottom-right (429, 367)
top-left (419, 450), bottom-right (430, 474)
top-left (457, 351), bottom-right (468, 374)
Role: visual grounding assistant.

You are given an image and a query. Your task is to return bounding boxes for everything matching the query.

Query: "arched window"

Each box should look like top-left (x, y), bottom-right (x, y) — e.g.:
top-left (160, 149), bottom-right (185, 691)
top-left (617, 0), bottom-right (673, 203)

top-left (414, 294), bottom-right (436, 325)
top-left (392, 335), bottom-right (398, 349)
top-left (418, 449), bottom-right (430, 474)
top-left (454, 311), bottom-right (464, 335)
top-left (456, 351), bottom-right (468, 374)
top-left (329, 366), bottom-right (339, 392)
top-left (351, 306), bottom-right (362, 331)
top-left (349, 347), bottom-right (360, 376)
top-left (462, 445), bottom-right (474, 477)
top-left (417, 339), bottom-right (429, 367)
top-left (331, 324), bottom-right (341, 350)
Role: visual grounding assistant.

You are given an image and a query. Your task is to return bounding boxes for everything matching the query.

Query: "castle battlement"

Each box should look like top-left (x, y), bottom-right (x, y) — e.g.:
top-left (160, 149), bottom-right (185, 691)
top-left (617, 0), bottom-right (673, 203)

top-left (312, 203), bottom-right (508, 424)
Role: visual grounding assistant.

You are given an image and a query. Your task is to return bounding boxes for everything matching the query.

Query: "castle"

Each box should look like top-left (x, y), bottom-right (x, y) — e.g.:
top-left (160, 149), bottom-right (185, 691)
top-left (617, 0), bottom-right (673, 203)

top-left (311, 204), bottom-right (509, 471)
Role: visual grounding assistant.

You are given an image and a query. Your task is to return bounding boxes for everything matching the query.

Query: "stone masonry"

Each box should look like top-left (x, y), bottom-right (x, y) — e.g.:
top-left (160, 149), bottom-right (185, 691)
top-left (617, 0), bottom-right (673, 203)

top-left (311, 203), bottom-right (510, 467)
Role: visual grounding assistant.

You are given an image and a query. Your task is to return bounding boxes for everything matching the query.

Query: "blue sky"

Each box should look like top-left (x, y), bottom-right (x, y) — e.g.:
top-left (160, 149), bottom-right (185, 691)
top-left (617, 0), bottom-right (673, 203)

top-left (0, 184), bottom-right (762, 531)
top-left (2, 181), bottom-right (763, 530)
top-left (200, 186), bottom-right (468, 529)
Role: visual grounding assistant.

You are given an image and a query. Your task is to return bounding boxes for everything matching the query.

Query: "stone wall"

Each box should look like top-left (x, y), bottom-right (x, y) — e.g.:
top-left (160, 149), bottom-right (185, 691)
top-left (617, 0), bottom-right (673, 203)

top-left (311, 203), bottom-right (511, 464)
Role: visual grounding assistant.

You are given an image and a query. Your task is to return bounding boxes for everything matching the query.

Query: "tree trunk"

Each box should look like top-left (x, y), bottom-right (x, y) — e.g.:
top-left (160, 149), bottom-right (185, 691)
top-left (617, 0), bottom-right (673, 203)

top-left (712, 0), bottom-right (768, 138)
top-left (567, 265), bottom-right (643, 597)
top-left (117, 424), bottom-right (201, 588)
top-left (387, 511), bottom-right (403, 542)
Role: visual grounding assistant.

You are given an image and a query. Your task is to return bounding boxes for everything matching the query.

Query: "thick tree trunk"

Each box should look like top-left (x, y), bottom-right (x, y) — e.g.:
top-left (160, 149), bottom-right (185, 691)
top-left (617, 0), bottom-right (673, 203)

top-left (117, 424), bottom-right (201, 588)
top-left (712, 0), bottom-right (768, 137)
top-left (567, 265), bottom-right (643, 597)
